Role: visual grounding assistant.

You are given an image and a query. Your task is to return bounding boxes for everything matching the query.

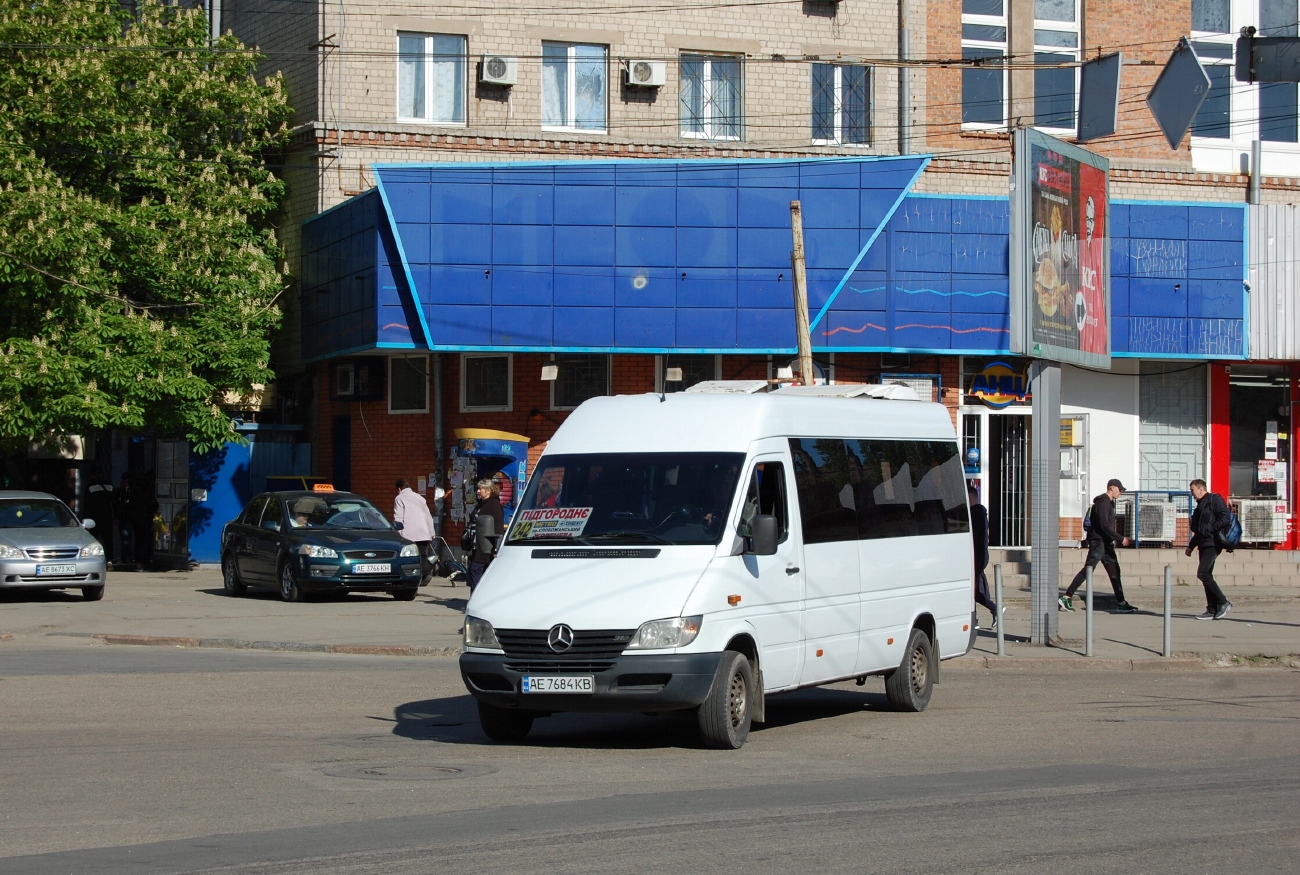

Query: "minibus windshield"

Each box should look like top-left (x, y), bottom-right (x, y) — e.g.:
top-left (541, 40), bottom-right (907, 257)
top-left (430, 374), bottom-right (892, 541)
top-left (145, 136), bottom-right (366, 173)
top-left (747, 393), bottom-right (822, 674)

top-left (507, 453), bottom-right (746, 546)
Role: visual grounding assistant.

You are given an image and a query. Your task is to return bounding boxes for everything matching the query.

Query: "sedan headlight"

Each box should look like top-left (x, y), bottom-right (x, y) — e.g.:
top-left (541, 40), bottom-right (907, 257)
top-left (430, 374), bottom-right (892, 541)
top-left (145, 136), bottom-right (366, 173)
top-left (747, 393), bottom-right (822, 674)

top-left (625, 615), bottom-right (703, 650)
top-left (399, 543), bottom-right (420, 557)
top-left (463, 616), bottom-right (502, 650)
top-left (80, 542), bottom-right (105, 557)
top-left (0, 544), bottom-right (22, 559)
top-left (296, 544), bottom-right (338, 558)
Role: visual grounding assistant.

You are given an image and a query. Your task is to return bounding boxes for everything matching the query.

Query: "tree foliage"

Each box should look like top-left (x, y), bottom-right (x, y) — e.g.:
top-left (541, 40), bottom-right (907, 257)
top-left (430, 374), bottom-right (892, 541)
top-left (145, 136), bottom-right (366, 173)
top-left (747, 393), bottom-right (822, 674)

top-left (0, 0), bottom-right (291, 452)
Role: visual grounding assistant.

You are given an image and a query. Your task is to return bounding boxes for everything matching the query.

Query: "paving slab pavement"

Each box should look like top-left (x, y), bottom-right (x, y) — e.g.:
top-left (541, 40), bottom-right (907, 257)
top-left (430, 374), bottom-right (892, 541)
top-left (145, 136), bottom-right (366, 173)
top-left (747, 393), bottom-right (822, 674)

top-left (1, 567), bottom-right (1297, 670)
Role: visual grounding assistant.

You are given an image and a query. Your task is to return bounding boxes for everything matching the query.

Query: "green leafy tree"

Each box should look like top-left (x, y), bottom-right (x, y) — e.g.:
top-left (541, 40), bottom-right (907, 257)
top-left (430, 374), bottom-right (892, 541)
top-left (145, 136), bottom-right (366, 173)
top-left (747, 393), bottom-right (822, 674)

top-left (0, 0), bottom-right (291, 453)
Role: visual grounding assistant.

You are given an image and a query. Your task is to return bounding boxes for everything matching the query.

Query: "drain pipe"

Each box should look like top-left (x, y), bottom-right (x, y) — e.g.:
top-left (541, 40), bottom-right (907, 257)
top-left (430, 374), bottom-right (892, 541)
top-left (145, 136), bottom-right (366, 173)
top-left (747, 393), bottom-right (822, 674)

top-left (1249, 139), bottom-right (1262, 205)
top-left (433, 353), bottom-right (444, 526)
top-left (899, 0), bottom-right (911, 155)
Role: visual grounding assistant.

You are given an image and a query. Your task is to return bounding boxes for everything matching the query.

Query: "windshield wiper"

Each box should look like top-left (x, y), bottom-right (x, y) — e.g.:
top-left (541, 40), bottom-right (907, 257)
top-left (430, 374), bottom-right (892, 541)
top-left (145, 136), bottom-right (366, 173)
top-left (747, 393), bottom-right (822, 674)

top-left (583, 531), bottom-right (673, 545)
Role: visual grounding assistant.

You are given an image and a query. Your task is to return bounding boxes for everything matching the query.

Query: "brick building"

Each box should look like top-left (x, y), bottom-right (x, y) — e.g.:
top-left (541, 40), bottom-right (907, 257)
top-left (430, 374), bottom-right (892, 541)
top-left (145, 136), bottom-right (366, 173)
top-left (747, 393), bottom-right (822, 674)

top-left (197, 0), bottom-right (1300, 554)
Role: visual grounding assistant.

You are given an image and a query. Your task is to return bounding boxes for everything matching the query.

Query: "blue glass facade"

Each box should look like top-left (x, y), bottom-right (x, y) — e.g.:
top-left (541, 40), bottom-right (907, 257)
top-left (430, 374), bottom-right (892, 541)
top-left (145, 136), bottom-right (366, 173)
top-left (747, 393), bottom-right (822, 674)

top-left (299, 157), bottom-right (1248, 362)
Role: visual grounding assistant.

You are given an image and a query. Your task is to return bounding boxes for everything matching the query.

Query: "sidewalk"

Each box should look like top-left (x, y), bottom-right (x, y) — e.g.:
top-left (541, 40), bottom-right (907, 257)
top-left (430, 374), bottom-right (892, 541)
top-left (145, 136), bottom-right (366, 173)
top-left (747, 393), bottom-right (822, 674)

top-left (1, 568), bottom-right (1297, 669)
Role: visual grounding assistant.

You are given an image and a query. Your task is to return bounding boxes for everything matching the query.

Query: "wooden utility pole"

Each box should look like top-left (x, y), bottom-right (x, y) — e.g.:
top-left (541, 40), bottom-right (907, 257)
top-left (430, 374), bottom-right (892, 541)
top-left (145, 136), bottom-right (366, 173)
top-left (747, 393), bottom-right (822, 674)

top-left (789, 200), bottom-right (815, 385)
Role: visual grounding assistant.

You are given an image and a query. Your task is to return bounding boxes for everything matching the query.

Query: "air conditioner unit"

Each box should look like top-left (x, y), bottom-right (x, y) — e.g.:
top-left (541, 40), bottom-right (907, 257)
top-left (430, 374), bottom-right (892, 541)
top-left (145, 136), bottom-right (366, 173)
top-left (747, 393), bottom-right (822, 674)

top-left (625, 59), bottom-right (666, 87)
top-left (1236, 499), bottom-right (1286, 542)
top-left (1134, 497), bottom-right (1176, 543)
top-left (480, 55), bottom-right (518, 86)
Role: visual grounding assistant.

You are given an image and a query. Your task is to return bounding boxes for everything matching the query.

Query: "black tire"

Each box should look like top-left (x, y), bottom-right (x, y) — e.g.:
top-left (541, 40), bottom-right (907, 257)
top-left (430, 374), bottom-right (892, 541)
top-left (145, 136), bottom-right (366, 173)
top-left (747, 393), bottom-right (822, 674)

top-left (392, 585), bottom-right (418, 601)
top-left (81, 585), bottom-right (105, 601)
top-left (696, 650), bottom-right (753, 749)
top-left (278, 561), bottom-right (304, 603)
top-left (884, 627), bottom-right (935, 712)
top-left (221, 555), bottom-right (247, 597)
top-left (477, 701), bottom-right (533, 742)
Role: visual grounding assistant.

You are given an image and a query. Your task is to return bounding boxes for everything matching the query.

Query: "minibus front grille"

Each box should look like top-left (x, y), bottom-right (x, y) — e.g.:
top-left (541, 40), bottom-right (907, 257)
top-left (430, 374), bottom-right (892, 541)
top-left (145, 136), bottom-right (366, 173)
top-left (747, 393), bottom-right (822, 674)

top-left (496, 628), bottom-right (635, 660)
top-left (504, 661), bottom-right (616, 674)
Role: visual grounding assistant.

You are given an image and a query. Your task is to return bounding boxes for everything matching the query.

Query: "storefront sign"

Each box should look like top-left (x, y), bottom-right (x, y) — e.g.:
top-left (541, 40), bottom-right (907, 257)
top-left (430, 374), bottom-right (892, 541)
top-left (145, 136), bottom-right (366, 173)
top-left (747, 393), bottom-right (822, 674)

top-left (969, 361), bottom-right (1031, 409)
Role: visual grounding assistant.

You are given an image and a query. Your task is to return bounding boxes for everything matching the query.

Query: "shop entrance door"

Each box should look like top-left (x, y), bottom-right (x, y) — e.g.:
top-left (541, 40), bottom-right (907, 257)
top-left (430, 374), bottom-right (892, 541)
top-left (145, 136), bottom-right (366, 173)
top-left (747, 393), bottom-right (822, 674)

top-left (960, 408), bottom-right (1031, 548)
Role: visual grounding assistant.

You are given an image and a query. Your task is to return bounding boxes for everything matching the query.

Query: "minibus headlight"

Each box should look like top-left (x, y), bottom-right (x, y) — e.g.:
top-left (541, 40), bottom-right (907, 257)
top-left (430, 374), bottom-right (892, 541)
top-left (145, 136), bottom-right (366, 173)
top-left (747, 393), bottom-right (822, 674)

top-left (625, 615), bottom-right (702, 650)
top-left (463, 616), bottom-right (502, 650)
top-left (399, 543), bottom-right (420, 557)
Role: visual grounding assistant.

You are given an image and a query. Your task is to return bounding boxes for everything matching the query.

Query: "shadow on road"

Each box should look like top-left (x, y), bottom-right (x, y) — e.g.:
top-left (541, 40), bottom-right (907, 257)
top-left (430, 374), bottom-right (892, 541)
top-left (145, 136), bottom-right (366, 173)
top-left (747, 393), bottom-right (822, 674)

top-left (390, 684), bottom-right (890, 750)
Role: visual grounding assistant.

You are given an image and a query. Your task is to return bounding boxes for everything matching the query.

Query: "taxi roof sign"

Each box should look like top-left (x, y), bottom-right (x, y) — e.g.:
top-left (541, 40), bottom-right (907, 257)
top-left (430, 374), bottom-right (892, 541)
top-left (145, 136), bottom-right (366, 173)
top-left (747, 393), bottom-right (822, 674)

top-left (311, 483), bottom-right (335, 492)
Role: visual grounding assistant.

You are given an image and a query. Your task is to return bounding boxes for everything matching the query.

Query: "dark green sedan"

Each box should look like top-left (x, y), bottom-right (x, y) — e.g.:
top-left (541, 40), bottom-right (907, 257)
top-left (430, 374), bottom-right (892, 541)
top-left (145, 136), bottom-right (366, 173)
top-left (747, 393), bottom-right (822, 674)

top-left (220, 490), bottom-right (422, 601)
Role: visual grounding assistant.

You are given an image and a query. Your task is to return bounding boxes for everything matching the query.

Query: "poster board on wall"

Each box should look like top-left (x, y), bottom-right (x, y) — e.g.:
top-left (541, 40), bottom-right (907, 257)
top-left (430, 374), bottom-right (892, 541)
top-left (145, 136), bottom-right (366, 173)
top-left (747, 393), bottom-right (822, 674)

top-left (1010, 129), bottom-right (1112, 369)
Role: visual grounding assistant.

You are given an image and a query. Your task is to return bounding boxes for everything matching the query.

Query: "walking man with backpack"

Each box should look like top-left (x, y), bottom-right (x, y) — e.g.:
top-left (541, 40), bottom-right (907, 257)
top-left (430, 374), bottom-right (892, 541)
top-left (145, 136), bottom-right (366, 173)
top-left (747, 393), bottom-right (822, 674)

top-left (1186, 479), bottom-right (1235, 620)
top-left (1060, 478), bottom-right (1139, 613)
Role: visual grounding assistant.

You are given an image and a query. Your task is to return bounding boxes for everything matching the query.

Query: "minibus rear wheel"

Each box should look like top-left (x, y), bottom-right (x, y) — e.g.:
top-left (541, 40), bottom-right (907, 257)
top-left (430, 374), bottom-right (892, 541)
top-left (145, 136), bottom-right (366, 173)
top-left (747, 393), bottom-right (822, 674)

top-left (697, 650), bottom-right (753, 749)
top-left (884, 628), bottom-right (934, 712)
top-left (477, 701), bottom-right (534, 742)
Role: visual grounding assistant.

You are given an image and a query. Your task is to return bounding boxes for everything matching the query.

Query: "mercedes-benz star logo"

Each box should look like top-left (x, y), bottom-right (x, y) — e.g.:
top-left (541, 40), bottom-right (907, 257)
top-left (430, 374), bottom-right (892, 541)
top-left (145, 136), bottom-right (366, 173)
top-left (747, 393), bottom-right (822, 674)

top-left (547, 624), bottom-right (575, 653)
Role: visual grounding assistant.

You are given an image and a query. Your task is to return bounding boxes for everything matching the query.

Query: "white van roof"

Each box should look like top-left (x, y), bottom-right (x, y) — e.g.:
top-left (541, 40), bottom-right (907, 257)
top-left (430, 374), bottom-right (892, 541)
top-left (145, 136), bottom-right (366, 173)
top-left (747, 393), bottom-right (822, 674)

top-left (546, 391), bottom-right (957, 455)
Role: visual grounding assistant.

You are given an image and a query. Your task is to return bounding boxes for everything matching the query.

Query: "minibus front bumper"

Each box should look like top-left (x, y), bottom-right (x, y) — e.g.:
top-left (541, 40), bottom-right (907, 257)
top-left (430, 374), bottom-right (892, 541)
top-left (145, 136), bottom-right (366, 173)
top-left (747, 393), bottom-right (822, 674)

top-left (459, 651), bottom-right (723, 712)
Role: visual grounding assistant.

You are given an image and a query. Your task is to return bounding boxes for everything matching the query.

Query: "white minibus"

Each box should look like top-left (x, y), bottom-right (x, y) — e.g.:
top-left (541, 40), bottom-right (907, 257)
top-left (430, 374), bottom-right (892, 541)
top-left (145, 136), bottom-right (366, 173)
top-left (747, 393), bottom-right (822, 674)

top-left (459, 383), bottom-right (975, 748)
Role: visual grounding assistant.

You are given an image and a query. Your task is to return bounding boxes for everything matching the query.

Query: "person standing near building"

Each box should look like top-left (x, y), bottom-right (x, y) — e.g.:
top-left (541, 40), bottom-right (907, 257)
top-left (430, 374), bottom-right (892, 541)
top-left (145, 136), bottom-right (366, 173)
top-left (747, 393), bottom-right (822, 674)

top-left (83, 468), bottom-right (116, 562)
top-left (1060, 478), bottom-right (1138, 613)
top-left (466, 478), bottom-right (503, 592)
top-left (114, 473), bottom-right (134, 568)
top-left (394, 478), bottom-right (437, 586)
top-left (1185, 479), bottom-right (1234, 620)
top-left (968, 484), bottom-right (1001, 629)
top-left (127, 471), bottom-right (159, 571)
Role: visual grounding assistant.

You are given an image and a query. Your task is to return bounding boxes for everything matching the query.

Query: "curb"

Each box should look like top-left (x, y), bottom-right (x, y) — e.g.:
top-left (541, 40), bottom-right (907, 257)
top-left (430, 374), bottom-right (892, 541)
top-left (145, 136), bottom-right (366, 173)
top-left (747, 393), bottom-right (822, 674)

top-left (90, 633), bottom-right (461, 657)
top-left (947, 655), bottom-right (1205, 671)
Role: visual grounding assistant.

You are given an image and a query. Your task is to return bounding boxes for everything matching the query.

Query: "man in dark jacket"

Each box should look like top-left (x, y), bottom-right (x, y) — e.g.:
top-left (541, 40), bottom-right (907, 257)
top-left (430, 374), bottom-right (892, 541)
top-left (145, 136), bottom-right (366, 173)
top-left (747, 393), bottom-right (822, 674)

top-left (1061, 478), bottom-right (1138, 613)
top-left (968, 484), bottom-right (1001, 628)
top-left (1185, 479), bottom-right (1234, 620)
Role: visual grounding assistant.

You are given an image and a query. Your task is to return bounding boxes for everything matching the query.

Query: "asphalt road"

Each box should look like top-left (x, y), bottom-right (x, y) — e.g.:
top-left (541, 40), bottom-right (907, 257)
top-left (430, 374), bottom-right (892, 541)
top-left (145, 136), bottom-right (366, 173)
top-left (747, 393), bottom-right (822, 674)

top-left (2, 642), bottom-right (1298, 874)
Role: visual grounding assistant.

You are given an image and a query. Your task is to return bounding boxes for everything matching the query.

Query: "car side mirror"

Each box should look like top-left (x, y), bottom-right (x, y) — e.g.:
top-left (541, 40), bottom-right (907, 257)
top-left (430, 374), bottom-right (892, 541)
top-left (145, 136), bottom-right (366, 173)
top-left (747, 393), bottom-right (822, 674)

top-left (747, 514), bottom-right (778, 556)
top-left (81, 518), bottom-right (96, 530)
top-left (261, 520), bottom-right (280, 532)
top-left (393, 520), bottom-right (404, 531)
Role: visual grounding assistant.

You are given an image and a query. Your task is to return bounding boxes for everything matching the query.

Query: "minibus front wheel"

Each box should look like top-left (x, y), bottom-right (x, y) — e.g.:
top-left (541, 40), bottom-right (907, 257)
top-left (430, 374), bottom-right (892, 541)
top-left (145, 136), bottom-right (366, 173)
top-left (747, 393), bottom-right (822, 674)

top-left (696, 650), bottom-right (753, 750)
top-left (884, 628), bottom-right (934, 712)
top-left (477, 701), bottom-right (534, 742)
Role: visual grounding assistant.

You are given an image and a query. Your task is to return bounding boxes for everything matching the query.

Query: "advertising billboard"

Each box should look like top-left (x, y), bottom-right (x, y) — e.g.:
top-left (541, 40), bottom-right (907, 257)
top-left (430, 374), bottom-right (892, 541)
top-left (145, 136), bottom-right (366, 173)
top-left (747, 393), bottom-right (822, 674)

top-left (1010, 129), bottom-right (1111, 368)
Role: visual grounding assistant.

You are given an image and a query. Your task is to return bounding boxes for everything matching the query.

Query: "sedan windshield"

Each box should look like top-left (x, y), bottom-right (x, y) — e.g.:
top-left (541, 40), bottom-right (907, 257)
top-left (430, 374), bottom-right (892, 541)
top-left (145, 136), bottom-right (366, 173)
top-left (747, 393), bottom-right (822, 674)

top-left (0, 498), bottom-right (79, 528)
top-left (286, 495), bottom-right (393, 531)
top-left (507, 453), bottom-right (745, 546)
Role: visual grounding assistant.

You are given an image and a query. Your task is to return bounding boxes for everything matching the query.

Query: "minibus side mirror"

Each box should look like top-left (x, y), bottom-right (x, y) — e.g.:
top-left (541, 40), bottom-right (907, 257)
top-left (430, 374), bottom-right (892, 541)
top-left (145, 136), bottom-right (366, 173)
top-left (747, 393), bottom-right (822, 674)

top-left (748, 515), bottom-right (778, 556)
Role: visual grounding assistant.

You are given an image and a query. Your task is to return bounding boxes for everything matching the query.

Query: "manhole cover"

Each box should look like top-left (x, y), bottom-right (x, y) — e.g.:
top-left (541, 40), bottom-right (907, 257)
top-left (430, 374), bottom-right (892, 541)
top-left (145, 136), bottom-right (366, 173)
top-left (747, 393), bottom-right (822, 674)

top-left (319, 762), bottom-right (497, 781)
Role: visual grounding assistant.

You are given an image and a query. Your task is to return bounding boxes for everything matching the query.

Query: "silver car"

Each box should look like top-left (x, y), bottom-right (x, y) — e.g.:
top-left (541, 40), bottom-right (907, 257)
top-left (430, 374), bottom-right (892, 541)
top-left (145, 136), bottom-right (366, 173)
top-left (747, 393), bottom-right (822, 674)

top-left (0, 491), bottom-right (108, 601)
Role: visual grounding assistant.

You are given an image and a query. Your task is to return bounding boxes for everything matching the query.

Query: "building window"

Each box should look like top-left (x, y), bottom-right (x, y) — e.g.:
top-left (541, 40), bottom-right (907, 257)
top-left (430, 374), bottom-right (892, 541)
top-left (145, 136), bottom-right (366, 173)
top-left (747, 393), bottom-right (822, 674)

top-left (961, 0), bottom-right (1007, 128)
top-left (1191, 0), bottom-right (1300, 163)
top-left (461, 353), bottom-right (512, 411)
top-left (552, 354), bottom-right (610, 410)
top-left (389, 356), bottom-right (429, 414)
top-left (658, 355), bottom-right (721, 392)
top-left (680, 53), bottom-right (742, 140)
top-left (1033, 0), bottom-right (1079, 131)
top-left (812, 64), bottom-right (871, 145)
top-left (542, 42), bottom-right (607, 132)
top-left (1258, 0), bottom-right (1299, 143)
top-left (397, 32), bottom-right (466, 124)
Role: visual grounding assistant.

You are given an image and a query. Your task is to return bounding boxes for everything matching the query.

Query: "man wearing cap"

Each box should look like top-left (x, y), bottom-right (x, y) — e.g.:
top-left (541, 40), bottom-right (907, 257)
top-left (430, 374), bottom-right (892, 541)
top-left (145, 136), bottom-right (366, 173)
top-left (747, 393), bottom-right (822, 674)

top-left (1060, 478), bottom-right (1138, 613)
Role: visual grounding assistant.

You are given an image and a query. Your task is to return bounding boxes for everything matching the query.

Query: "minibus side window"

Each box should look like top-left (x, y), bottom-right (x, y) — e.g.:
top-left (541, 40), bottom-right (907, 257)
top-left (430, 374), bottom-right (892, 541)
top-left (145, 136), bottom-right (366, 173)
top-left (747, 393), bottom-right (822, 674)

top-left (912, 441), bottom-right (970, 535)
top-left (737, 462), bottom-right (789, 543)
top-left (788, 438), bottom-right (857, 544)
top-left (851, 439), bottom-right (918, 539)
